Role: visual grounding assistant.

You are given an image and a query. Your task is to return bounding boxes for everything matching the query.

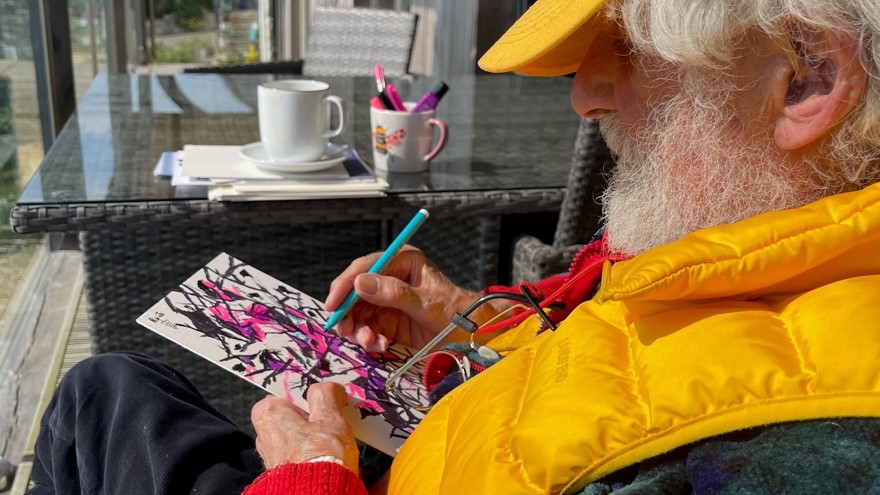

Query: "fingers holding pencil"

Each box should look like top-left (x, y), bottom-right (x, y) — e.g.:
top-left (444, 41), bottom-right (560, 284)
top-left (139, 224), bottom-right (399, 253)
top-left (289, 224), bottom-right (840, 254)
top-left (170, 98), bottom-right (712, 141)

top-left (325, 243), bottom-right (485, 352)
top-left (324, 209), bottom-right (429, 331)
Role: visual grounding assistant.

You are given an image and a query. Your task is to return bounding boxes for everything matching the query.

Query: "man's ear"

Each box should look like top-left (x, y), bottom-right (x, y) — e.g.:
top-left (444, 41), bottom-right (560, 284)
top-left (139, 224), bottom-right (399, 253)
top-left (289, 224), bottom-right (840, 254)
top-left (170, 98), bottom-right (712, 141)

top-left (773, 27), bottom-right (867, 151)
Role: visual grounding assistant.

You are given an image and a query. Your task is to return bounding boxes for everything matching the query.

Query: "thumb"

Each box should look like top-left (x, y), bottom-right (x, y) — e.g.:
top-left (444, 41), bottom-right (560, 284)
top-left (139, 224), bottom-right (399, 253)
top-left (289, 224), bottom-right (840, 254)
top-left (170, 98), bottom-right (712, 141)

top-left (354, 273), bottom-right (424, 316)
top-left (306, 382), bottom-right (347, 422)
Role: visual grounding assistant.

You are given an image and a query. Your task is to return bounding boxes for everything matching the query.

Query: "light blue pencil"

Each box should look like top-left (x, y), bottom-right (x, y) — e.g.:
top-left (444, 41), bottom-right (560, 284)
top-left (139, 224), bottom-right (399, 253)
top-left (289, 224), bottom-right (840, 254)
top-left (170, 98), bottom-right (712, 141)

top-left (324, 209), bottom-right (430, 330)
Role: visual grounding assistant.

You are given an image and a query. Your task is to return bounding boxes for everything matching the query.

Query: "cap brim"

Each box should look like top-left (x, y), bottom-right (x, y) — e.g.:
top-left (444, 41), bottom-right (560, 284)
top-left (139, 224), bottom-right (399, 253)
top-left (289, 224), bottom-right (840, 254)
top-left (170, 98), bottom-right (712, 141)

top-left (478, 0), bottom-right (607, 76)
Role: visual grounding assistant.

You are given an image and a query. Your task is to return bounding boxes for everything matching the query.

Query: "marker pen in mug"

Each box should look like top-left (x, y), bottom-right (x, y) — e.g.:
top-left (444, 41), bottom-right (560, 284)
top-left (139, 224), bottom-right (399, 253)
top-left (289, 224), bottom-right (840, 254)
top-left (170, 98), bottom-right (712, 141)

top-left (377, 91), bottom-right (395, 110)
top-left (373, 64), bottom-right (386, 93)
top-left (383, 84), bottom-right (406, 111)
top-left (411, 82), bottom-right (449, 113)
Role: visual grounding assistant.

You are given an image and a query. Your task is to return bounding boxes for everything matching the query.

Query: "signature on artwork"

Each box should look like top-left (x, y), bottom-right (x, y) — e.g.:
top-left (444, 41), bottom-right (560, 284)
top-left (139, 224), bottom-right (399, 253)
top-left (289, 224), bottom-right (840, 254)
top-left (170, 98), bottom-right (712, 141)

top-left (147, 312), bottom-right (178, 329)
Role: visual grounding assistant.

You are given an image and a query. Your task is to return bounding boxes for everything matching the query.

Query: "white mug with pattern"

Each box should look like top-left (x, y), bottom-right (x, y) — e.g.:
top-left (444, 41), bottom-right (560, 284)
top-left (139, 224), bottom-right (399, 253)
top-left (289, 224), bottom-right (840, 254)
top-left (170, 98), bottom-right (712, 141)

top-left (370, 103), bottom-right (448, 173)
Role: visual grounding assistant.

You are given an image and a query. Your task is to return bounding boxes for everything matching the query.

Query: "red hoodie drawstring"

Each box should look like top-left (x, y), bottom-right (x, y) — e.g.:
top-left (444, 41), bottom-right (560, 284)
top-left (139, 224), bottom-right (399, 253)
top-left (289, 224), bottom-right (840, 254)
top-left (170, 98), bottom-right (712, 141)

top-left (476, 250), bottom-right (628, 334)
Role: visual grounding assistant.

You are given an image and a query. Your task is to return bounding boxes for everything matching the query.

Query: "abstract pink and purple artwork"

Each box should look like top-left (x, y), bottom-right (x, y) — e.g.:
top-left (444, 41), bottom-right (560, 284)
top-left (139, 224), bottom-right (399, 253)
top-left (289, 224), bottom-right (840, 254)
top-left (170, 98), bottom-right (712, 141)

top-left (136, 253), bottom-right (426, 455)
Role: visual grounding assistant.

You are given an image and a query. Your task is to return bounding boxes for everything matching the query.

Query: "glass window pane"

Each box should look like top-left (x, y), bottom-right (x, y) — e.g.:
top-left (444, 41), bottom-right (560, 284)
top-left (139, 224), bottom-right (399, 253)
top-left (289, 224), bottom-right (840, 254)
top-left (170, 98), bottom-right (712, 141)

top-left (70, 0), bottom-right (109, 100)
top-left (129, 0), bottom-right (272, 71)
top-left (0, 2), bottom-right (50, 358)
top-left (0, 0), bottom-right (45, 446)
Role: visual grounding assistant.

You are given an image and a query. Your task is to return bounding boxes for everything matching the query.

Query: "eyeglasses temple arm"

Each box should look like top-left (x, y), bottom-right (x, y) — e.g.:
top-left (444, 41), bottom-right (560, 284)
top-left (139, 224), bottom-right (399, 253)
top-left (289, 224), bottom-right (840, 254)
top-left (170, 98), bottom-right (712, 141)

top-left (386, 321), bottom-right (459, 386)
top-left (520, 285), bottom-right (557, 331)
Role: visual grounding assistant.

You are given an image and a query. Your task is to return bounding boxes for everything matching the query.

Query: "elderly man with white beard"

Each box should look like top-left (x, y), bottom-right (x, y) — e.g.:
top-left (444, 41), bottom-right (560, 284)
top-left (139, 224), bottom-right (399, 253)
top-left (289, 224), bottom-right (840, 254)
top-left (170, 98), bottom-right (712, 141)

top-left (316, 0), bottom-right (880, 492)
top-left (28, 0), bottom-right (880, 494)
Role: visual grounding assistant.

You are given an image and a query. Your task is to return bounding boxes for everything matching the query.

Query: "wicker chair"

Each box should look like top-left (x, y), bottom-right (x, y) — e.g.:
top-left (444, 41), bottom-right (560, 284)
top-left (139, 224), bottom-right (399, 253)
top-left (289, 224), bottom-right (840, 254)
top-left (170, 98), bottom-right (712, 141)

top-left (511, 118), bottom-right (612, 283)
top-left (183, 7), bottom-right (417, 77)
top-left (303, 6), bottom-right (417, 78)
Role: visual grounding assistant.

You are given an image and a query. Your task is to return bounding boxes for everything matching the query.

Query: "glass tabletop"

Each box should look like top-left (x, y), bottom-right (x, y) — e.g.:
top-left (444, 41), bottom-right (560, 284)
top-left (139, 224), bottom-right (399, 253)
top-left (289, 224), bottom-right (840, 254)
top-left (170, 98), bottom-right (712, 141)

top-left (17, 73), bottom-right (581, 205)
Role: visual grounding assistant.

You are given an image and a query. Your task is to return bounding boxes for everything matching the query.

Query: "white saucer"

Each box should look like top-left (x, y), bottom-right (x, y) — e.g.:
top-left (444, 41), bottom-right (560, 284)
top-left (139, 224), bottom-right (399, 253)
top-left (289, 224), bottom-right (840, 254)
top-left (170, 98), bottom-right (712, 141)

top-left (240, 142), bottom-right (348, 174)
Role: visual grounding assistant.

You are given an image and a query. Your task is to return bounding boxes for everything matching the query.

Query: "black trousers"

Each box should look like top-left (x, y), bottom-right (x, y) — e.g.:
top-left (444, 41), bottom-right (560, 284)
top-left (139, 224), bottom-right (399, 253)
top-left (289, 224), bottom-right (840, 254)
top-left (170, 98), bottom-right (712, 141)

top-left (27, 352), bottom-right (264, 495)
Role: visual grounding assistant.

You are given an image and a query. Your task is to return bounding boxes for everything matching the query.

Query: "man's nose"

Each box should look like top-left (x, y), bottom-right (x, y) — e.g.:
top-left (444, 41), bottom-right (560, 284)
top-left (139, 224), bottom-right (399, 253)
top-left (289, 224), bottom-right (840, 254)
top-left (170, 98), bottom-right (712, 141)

top-left (570, 31), bottom-right (622, 118)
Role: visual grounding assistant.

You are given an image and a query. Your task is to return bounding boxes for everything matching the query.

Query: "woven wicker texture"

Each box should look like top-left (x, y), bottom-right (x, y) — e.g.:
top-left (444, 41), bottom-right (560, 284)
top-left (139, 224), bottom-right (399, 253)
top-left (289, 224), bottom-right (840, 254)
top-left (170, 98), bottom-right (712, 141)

top-left (511, 118), bottom-right (612, 283)
top-left (302, 7), bottom-right (417, 78)
top-left (11, 191), bottom-right (565, 234)
top-left (390, 214), bottom-right (501, 291)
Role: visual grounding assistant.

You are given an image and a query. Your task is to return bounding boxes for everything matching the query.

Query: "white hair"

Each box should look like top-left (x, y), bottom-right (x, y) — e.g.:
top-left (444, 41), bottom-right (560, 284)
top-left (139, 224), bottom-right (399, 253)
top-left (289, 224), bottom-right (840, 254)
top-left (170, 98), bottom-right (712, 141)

top-left (607, 0), bottom-right (880, 186)
top-left (599, 64), bottom-right (829, 255)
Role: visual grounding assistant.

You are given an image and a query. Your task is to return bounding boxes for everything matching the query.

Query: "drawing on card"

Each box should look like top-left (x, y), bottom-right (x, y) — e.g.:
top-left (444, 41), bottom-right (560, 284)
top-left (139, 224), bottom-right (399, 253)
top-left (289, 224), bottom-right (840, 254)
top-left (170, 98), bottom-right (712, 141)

top-left (137, 253), bottom-right (426, 455)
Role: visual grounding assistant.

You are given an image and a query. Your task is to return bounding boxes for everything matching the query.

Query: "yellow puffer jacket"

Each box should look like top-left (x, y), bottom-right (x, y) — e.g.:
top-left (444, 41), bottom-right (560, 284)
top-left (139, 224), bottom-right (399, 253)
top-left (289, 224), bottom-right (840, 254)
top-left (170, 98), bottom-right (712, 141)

top-left (389, 183), bottom-right (880, 494)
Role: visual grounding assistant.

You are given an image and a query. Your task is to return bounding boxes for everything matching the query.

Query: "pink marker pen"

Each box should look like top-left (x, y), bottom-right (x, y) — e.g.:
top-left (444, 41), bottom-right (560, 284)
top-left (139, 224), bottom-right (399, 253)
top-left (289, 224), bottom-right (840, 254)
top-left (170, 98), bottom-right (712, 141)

top-left (384, 84), bottom-right (406, 111)
top-left (410, 82), bottom-right (449, 113)
top-left (373, 64), bottom-right (386, 93)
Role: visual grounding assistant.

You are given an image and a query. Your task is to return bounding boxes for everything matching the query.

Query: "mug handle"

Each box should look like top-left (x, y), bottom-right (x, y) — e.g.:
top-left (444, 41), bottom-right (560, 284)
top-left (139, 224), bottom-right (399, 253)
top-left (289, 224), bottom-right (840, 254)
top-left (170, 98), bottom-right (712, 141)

top-left (323, 95), bottom-right (348, 138)
top-left (424, 118), bottom-right (448, 162)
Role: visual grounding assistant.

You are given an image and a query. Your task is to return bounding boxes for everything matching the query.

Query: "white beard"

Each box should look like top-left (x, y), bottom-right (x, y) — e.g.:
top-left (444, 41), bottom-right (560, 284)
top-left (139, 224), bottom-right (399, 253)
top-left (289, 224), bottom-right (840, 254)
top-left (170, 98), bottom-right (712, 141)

top-left (599, 92), bottom-right (825, 257)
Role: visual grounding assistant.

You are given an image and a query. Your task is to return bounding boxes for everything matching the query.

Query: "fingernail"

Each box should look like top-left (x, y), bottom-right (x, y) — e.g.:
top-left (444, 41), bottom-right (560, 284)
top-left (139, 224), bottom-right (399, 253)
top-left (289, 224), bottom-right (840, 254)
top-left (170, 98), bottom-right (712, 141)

top-left (356, 274), bottom-right (379, 295)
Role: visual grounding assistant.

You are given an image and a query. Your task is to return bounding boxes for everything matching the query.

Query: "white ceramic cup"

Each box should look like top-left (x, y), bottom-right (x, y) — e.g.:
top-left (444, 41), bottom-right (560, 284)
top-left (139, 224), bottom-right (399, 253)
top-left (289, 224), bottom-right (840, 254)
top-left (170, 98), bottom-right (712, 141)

top-left (257, 79), bottom-right (348, 162)
top-left (370, 103), bottom-right (448, 173)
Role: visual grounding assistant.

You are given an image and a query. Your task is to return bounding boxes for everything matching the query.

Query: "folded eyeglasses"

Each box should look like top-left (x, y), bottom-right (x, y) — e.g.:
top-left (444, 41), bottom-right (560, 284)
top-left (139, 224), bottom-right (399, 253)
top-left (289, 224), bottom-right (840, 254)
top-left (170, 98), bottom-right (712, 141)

top-left (384, 285), bottom-right (563, 411)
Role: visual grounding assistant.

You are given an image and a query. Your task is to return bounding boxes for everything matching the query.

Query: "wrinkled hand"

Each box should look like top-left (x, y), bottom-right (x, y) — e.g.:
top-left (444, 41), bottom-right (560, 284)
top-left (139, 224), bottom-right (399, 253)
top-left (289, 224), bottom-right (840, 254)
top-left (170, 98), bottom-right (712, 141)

top-left (251, 382), bottom-right (359, 474)
top-left (325, 246), bottom-right (490, 352)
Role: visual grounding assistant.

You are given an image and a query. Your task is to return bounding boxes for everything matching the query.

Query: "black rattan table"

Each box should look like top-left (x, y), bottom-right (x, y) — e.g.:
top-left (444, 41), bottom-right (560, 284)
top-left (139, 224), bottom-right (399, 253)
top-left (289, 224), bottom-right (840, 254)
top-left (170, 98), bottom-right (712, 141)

top-left (12, 73), bottom-right (579, 428)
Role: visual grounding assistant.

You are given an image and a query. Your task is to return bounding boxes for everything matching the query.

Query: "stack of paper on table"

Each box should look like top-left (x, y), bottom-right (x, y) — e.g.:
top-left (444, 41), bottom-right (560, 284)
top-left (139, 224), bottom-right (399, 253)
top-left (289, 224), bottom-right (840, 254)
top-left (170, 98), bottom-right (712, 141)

top-left (179, 145), bottom-right (389, 201)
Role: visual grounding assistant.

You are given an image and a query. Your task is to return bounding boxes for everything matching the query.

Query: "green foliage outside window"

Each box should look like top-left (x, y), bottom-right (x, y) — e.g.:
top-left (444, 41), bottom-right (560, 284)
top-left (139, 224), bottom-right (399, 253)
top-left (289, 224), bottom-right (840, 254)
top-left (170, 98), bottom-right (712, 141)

top-left (151, 37), bottom-right (214, 63)
top-left (173, 0), bottom-right (213, 31)
top-left (0, 78), bottom-right (11, 136)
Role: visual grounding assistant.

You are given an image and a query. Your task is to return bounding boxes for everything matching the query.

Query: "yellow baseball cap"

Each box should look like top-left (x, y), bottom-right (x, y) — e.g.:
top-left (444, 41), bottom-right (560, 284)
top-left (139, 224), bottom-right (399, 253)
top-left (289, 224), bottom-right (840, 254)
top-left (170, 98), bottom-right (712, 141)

top-left (478, 0), bottom-right (609, 76)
